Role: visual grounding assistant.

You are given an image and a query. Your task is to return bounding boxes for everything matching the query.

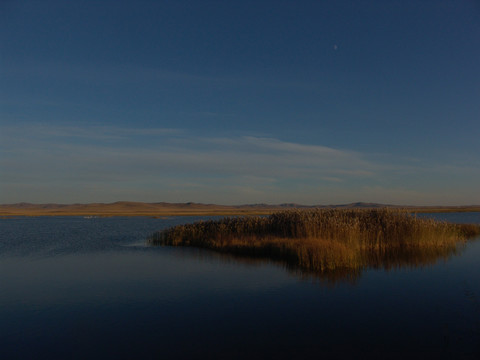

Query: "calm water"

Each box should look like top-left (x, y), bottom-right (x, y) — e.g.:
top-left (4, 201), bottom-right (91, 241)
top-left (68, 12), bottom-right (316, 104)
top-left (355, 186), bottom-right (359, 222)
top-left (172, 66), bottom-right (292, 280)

top-left (1, 213), bottom-right (479, 359)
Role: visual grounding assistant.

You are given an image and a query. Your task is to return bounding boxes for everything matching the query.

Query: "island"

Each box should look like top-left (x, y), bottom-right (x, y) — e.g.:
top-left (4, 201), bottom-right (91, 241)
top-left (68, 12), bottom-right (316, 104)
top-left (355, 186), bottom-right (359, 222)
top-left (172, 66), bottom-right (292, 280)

top-left (148, 209), bottom-right (480, 279)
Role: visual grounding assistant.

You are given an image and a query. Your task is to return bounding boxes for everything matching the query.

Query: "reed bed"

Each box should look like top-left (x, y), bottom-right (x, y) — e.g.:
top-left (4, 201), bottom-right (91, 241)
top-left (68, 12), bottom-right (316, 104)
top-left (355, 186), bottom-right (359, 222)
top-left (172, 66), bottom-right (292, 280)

top-left (148, 209), bottom-right (480, 276)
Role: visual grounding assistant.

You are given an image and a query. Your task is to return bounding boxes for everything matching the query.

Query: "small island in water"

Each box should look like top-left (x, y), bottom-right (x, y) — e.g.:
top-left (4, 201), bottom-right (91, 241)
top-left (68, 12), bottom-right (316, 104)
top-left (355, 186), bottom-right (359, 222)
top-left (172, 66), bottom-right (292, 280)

top-left (148, 209), bottom-right (480, 281)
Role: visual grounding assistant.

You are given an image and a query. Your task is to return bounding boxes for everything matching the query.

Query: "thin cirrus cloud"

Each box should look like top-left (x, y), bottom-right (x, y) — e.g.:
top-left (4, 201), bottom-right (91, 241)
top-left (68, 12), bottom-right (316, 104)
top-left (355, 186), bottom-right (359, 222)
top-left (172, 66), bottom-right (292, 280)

top-left (1, 123), bottom-right (478, 204)
top-left (1, 124), bottom-right (372, 181)
top-left (1, 123), bottom-right (180, 142)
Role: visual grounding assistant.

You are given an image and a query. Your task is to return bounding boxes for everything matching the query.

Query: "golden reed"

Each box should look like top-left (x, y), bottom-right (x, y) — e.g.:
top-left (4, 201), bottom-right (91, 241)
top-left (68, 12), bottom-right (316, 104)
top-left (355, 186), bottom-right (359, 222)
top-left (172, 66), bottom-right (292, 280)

top-left (148, 209), bottom-right (480, 275)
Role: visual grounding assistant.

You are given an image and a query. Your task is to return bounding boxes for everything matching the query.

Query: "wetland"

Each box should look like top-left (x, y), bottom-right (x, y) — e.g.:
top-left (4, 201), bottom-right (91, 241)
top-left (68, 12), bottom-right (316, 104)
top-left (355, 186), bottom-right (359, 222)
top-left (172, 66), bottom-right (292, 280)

top-left (1, 212), bottom-right (479, 359)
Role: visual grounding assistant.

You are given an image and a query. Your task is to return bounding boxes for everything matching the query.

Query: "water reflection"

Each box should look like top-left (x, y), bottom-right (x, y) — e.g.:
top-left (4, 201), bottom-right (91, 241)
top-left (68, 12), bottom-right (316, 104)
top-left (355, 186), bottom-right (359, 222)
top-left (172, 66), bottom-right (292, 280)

top-left (167, 239), bottom-right (468, 285)
top-left (148, 210), bottom-right (480, 285)
top-left (1, 214), bottom-right (480, 359)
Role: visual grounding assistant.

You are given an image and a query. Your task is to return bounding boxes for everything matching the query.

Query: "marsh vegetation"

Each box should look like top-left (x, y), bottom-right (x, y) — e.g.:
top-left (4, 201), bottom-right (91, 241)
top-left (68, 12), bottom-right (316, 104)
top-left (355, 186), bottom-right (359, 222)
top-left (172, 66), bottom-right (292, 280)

top-left (148, 209), bottom-right (480, 280)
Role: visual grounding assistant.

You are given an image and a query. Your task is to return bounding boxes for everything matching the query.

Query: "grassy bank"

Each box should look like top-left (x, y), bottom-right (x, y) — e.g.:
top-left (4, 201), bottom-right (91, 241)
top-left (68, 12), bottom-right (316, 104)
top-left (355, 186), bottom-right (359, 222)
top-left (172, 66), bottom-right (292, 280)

top-left (1, 202), bottom-right (479, 217)
top-left (148, 209), bottom-right (480, 276)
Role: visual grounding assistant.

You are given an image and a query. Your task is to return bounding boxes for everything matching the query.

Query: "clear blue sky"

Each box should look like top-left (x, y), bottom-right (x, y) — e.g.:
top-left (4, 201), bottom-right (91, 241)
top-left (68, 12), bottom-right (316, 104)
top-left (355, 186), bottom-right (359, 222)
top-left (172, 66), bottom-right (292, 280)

top-left (1, 0), bottom-right (479, 205)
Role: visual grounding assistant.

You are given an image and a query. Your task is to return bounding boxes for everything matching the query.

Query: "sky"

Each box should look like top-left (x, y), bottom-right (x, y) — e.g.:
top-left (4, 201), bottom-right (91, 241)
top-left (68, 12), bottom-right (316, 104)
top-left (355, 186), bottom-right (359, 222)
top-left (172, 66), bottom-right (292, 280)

top-left (1, 0), bottom-right (479, 205)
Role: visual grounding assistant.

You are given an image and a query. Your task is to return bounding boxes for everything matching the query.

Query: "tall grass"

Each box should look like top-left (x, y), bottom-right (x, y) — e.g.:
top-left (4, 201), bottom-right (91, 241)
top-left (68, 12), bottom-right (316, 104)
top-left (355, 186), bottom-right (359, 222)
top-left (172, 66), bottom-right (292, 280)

top-left (148, 209), bottom-right (480, 278)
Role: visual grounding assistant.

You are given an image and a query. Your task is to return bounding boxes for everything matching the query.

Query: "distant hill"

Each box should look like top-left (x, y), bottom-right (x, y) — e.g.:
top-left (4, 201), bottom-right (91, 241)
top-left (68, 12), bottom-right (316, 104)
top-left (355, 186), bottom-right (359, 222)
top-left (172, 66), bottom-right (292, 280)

top-left (1, 201), bottom-right (479, 217)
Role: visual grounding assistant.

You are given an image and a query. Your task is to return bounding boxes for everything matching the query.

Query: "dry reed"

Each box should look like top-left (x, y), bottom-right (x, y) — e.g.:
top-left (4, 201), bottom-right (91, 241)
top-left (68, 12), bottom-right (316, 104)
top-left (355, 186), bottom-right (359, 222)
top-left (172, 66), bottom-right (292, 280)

top-left (148, 209), bottom-right (480, 276)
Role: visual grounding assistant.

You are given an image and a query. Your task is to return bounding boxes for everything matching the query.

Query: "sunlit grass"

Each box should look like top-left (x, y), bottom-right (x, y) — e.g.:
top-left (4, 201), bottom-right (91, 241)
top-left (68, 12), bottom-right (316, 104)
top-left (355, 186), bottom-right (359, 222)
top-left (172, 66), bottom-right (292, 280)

top-left (148, 209), bottom-right (480, 278)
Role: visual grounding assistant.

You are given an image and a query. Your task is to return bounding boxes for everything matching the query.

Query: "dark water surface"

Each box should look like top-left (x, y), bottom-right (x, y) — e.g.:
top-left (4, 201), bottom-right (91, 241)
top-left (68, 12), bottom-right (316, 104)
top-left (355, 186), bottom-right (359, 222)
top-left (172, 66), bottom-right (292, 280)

top-left (1, 213), bottom-right (479, 359)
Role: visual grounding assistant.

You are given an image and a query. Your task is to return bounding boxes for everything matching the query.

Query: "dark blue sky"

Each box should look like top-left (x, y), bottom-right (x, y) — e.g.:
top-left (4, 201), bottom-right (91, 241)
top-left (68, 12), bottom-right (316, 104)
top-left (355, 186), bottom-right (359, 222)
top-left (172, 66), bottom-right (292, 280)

top-left (1, 0), bottom-right (479, 205)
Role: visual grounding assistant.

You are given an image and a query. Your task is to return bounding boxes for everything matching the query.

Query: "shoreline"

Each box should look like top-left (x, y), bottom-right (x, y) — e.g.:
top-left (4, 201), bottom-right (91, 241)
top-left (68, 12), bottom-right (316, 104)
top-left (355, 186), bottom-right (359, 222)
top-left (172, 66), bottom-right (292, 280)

top-left (1, 202), bottom-right (479, 217)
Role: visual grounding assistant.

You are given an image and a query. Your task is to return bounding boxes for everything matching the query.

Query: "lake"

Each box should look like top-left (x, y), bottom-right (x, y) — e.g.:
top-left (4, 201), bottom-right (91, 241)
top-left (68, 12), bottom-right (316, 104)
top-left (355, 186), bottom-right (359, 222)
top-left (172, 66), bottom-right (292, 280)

top-left (1, 213), bottom-right (479, 359)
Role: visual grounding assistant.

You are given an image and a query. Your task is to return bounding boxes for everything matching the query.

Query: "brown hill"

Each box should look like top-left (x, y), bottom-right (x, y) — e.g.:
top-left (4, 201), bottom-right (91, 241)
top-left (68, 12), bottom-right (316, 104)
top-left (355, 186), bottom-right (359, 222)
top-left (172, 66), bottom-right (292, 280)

top-left (0, 201), bottom-right (479, 217)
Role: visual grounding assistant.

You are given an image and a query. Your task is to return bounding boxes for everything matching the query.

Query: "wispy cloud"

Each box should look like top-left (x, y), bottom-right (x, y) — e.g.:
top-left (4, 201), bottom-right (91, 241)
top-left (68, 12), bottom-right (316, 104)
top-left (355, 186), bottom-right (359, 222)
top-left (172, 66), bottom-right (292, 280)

top-left (1, 123), bottom-right (180, 142)
top-left (1, 123), bottom-right (479, 205)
